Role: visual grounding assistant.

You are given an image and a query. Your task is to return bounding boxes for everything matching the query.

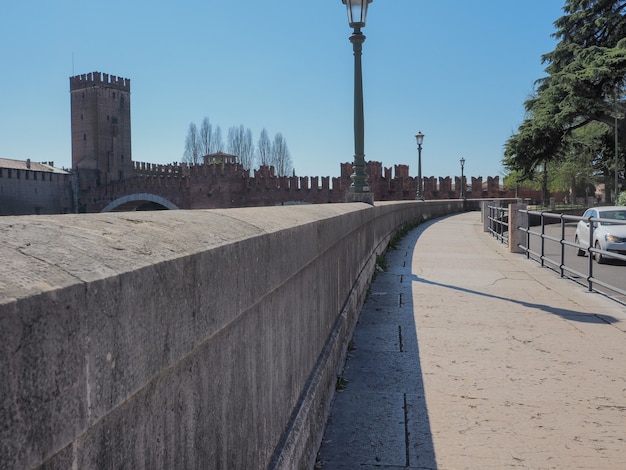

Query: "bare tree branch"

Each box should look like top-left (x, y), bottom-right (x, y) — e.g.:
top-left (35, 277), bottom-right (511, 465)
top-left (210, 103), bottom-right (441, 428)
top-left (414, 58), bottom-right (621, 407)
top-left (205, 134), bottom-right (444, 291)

top-left (183, 122), bottom-right (201, 164)
top-left (271, 133), bottom-right (293, 177)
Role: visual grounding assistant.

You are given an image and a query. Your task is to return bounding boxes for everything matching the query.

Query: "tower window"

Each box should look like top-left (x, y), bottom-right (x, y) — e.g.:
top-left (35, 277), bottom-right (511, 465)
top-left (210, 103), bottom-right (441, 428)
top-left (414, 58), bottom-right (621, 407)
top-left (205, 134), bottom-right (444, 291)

top-left (83, 134), bottom-right (86, 140)
top-left (112, 92), bottom-right (116, 99)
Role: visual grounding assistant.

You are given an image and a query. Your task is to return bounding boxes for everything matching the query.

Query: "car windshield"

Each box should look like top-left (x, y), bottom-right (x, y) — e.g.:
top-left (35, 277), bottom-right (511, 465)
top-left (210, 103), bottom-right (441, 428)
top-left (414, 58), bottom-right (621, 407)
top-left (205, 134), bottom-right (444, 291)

top-left (599, 210), bottom-right (626, 225)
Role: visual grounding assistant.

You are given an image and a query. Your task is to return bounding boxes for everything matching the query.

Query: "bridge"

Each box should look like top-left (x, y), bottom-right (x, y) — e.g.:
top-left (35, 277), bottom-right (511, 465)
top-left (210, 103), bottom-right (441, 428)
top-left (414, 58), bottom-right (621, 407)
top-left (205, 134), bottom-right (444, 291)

top-left (77, 160), bottom-right (518, 213)
top-left (1, 200), bottom-right (469, 469)
top-left (101, 193), bottom-right (180, 212)
top-left (5, 199), bottom-right (626, 468)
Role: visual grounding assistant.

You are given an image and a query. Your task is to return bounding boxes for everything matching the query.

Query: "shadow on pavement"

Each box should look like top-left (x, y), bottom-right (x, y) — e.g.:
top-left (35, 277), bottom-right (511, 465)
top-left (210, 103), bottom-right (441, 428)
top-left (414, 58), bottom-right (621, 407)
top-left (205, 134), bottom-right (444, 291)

top-left (316, 220), bottom-right (438, 469)
top-left (410, 274), bottom-right (620, 326)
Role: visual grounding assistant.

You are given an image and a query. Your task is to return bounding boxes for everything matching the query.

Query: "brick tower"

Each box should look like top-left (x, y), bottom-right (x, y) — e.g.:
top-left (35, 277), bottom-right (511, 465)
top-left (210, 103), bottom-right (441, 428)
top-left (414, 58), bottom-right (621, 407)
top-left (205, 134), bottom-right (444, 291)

top-left (70, 71), bottom-right (133, 188)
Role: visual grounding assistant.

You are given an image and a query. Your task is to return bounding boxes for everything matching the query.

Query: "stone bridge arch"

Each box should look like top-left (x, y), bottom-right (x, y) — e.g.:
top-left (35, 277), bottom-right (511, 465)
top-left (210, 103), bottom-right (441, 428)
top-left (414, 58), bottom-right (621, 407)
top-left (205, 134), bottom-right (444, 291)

top-left (101, 193), bottom-right (179, 212)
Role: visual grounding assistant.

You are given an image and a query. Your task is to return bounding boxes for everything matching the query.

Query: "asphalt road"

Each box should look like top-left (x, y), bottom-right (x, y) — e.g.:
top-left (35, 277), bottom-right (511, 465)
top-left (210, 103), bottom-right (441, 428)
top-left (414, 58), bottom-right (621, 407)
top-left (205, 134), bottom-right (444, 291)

top-left (524, 223), bottom-right (626, 303)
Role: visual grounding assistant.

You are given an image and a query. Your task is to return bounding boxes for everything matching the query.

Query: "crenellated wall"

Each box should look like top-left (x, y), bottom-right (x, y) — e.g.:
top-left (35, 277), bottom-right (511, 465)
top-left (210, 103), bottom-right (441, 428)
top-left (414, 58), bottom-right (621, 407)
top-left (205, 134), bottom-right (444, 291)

top-left (0, 200), bottom-right (463, 469)
top-left (69, 71), bottom-right (131, 92)
top-left (79, 160), bottom-right (522, 213)
top-left (0, 168), bottom-right (72, 215)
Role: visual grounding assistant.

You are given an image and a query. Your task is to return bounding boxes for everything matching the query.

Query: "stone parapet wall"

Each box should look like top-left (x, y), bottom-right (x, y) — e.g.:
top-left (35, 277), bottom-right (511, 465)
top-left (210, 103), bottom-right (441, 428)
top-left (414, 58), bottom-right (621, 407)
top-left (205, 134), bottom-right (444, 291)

top-left (0, 201), bottom-right (462, 469)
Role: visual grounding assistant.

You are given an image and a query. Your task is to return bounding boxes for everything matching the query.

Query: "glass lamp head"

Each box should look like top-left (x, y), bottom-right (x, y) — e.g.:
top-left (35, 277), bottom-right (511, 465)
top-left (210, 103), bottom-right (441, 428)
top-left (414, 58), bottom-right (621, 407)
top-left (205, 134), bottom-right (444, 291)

top-left (342, 0), bottom-right (373, 28)
top-left (415, 131), bottom-right (425, 146)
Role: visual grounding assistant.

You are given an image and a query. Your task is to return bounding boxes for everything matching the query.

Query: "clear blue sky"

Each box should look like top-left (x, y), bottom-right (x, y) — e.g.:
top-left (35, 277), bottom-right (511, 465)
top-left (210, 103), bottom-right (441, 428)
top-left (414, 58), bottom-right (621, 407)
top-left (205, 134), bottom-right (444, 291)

top-left (0, 1), bottom-right (565, 180)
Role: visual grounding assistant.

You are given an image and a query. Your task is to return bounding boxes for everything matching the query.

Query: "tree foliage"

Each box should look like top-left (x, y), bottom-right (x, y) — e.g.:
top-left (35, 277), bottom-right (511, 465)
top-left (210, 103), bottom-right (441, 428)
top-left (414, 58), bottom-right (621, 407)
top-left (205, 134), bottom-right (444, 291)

top-left (184, 119), bottom-right (223, 165)
top-left (183, 119), bottom-right (293, 173)
top-left (198, 117), bottom-right (223, 155)
top-left (271, 133), bottom-right (293, 177)
top-left (227, 125), bottom-right (254, 170)
top-left (256, 128), bottom-right (272, 167)
top-left (183, 122), bottom-right (201, 165)
top-left (504, 0), bottom-right (626, 196)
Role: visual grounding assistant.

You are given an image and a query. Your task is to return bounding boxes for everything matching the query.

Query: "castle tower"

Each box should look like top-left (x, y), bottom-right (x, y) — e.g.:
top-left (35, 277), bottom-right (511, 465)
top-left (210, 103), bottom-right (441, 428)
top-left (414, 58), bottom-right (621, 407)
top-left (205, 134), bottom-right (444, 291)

top-left (70, 71), bottom-right (133, 187)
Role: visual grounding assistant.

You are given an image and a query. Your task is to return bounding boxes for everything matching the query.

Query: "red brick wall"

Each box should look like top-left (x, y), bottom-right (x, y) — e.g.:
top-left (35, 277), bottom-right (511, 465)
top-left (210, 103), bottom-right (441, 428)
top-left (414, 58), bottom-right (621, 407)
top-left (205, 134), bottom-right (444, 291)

top-left (81, 161), bottom-right (521, 212)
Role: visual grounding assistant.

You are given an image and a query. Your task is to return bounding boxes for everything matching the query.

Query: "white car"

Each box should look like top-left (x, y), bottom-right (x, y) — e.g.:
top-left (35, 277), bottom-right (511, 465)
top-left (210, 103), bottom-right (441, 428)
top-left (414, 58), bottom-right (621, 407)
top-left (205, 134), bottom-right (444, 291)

top-left (575, 206), bottom-right (626, 263)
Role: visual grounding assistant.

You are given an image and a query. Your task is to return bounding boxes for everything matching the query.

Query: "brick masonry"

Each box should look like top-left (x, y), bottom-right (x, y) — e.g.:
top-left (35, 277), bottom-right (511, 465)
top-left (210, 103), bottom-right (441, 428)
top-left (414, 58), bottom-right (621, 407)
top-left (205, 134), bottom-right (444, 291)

top-left (0, 71), bottom-right (546, 215)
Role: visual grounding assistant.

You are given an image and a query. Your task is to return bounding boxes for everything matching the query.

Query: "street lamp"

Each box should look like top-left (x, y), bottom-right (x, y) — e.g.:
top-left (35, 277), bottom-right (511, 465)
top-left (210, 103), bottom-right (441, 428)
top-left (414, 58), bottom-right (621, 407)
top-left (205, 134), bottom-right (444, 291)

top-left (603, 83), bottom-right (620, 202)
top-left (415, 131), bottom-right (424, 200)
top-left (460, 157), bottom-right (466, 205)
top-left (343, 0), bottom-right (373, 204)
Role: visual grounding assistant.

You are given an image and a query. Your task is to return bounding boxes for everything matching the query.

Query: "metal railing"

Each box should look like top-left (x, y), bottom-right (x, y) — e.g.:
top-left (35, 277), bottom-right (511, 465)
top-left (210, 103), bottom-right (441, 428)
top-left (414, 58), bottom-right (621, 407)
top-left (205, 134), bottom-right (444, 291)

top-left (515, 208), bottom-right (626, 302)
top-left (487, 204), bottom-right (509, 244)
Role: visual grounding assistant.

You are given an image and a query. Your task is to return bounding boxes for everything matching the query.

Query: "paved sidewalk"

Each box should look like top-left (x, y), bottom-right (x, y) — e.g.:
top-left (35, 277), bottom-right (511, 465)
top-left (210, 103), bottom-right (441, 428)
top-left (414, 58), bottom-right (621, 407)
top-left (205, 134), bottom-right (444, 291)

top-left (316, 211), bottom-right (626, 469)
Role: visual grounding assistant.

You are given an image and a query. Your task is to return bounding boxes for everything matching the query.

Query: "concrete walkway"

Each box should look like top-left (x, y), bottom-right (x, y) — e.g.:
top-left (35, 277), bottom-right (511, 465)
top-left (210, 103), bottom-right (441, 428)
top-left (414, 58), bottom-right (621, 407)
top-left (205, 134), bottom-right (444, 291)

top-left (315, 211), bottom-right (626, 469)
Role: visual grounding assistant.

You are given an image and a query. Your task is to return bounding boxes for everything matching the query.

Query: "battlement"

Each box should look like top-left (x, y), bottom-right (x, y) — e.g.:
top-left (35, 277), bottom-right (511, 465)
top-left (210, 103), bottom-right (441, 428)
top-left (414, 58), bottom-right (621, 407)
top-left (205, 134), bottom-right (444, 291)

top-left (70, 71), bottom-right (131, 92)
top-left (134, 161), bottom-right (187, 177)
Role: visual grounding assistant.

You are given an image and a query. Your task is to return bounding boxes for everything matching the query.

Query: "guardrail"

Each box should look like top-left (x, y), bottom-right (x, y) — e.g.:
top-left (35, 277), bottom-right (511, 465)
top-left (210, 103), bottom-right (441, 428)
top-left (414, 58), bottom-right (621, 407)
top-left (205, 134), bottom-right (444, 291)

top-left (514, 208), bottom-right (626, 302)
top-left (487, 204), bottom-right (509, 244)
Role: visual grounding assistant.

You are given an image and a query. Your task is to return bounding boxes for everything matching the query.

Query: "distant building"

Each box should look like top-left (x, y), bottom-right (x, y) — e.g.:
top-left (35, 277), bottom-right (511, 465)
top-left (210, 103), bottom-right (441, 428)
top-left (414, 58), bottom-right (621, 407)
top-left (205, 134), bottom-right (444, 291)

top-left (0, 158), bottom-right (72, 215)
top-left (70, 71), bottom-right (133, 193)
top-left (203, 152), bottom-right (238, 166)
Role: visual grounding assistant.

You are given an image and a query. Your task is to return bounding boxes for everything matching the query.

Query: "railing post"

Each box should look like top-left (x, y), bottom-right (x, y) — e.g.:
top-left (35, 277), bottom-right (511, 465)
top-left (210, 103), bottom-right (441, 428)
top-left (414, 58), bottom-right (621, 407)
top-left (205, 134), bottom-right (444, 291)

top-left (481, 201), bottom-right (490, 232)
top-left (560, 216), bottom-right (566, 278)
top-left (587, 215), bottom-right (594, 291)
top-left (508, 203), bottom-right (527, 253)
top-left (540, 212), bottom-right (546, 267)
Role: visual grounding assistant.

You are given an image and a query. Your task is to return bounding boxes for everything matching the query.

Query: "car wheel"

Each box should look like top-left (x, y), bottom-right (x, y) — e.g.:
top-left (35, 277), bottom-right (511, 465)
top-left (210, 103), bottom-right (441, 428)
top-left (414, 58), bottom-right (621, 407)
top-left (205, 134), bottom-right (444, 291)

top-left (575, 235), bottom-right (585, 256)
top-left (594, 241), bottom-right (606, 264)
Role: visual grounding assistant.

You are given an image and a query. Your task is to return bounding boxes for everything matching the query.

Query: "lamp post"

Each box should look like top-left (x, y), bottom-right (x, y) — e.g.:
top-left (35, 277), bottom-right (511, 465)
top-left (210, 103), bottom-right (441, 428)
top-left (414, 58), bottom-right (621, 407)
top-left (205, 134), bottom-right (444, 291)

top-left (460, 157), bottom-right (466, 208)
top-left (415, 131), bottom-right (424, 200)
top-left (615, 104), bottom-right (619, 203)
top-left (459, 157), bottom-right (465, 199)
top-left (603, 83), bottom-right (620, 202)
top-left (343, 0), bottom-right (373, 204)
top-left (459, 158), bottom-right (466, 198)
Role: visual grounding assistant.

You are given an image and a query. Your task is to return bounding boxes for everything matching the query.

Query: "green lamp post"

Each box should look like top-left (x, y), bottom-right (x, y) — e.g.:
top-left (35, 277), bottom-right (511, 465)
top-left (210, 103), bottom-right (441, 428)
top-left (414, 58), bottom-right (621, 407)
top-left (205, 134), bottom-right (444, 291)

top-left (415, 131), bottom-right (424, 200)
top-left (343, 0), bottom-right (373, 204)
top-left (459, 157), bottom-right (465, 202)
